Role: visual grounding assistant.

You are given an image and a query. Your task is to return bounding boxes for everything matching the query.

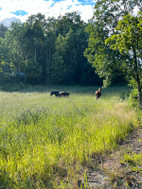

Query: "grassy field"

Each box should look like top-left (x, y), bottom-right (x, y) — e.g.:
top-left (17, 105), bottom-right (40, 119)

top-left (0, 85), bottom-right (137, 188)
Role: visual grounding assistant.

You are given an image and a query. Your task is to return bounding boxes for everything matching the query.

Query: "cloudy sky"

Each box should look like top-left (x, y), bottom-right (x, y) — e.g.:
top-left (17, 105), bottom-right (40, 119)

top-left (0, 0), bottom-right (95, 23)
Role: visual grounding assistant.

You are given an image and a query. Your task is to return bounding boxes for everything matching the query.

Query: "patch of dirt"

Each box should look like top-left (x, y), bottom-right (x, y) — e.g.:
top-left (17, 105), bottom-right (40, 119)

top-left (80, 126), bottom-right (142, 189)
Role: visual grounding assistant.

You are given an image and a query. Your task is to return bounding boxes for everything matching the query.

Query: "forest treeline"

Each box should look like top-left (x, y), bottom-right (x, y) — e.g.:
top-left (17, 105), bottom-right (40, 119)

top-left (0, 12), bottom-right (102, 86)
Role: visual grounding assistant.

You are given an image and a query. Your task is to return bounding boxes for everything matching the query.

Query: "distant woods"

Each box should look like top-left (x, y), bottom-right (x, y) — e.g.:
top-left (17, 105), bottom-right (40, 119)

top-left (0, 12), bottom-right (102, 86)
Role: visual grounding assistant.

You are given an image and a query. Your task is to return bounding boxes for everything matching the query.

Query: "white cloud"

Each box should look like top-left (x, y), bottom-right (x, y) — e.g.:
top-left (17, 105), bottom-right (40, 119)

top-left (0, 0), bottom-right (95, 23)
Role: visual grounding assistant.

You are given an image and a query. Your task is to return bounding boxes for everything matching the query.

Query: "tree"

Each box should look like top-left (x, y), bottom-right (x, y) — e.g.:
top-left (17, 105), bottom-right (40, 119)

top-left (43, 30), bottom-right (56, 82)
top-left (0, 24), bottom-right (8, 38)
top-left (23, 17), bottom-right (45, 62)
top-left (0, 37), bottom-right (11, 73)
top-left (84, 0), bottom-right (142, 86)
top-left (50, 51), bottom-right (66, 84)
top-left (55, 12), bottom-right (83, 37)
top-left (84, 20), bottom-right (127, 86)
top-left (49, 34), bottom-right (67, 84)
top-left (63, 28), bottom-right (77, 83)
top-left (4, 21), bottom-right (25, 74)
top-left (25, 58), bottom-right (42, 84)
top-left (106, 14), bottom-right (142, 107)
top-left (84, 0), bottom-right (142, 106)
top-left (22, 14), bottom-right (45, 82)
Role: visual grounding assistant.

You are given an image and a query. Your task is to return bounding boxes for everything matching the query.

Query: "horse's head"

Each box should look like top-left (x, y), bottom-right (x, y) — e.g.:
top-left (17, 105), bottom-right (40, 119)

top-left (50, 91), bottom-right (59, 96)
top-left (50, 91), bottom-right (54, 96)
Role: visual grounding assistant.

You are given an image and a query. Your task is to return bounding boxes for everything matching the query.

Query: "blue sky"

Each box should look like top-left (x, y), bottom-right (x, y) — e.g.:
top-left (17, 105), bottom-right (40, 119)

top-left (0, 0), bottom-right (96, 22)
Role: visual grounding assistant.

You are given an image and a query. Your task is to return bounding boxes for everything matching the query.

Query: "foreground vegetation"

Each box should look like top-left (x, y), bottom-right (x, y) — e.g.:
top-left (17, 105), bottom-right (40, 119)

top-left (0, 85), bottom-right (137, 188)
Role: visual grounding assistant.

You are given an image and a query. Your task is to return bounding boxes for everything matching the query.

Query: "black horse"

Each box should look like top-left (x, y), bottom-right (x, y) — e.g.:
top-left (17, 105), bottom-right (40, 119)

top-left (50, 91), bottom-right (69, 97)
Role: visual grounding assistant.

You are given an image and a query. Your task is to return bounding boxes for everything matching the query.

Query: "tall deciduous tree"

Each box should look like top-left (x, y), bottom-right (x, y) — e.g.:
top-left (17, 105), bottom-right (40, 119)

top-left (4, 21), bottom-right (25, 74)
top-left (50, 51), bottom-right (66, 84)
top-left (50, 34), bottom-right (66, 84)
top-left (84, 0), bottom-right (142, 105)
top-left (23, 14), bottom-right (45, 82)
top-left (106, 14), bottom-right (142, 107)
top-left (84, 19), bottom-right (126, 86)
top-left (84, 0), bottom-right (141, 83)
top-left (43, 30), bottom-right (56, 82)
top-left (24, 15), bottom-right (45, 62)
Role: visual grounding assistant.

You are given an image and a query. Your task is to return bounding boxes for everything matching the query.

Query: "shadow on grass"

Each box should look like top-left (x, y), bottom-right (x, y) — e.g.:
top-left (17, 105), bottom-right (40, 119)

top-left (0, 83), bottom-right (131, 100)
top-left (0, 170), bottom-right (14, 189)
top-left (0, 83), bottom-right (100, 95)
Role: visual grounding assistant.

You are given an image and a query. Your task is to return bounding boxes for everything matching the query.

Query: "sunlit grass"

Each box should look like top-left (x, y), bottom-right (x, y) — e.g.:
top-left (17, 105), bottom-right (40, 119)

top-left (123, 153), bottom-right (142, 166)
top-left (0, 85), bottom-right (137, 188)
top-left (121, 152), bottom-right (142, 173)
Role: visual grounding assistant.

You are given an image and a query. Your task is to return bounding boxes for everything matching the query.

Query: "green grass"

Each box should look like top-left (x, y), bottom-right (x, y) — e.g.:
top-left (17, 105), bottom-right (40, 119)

top-left (0, 85), bottom-right (137, 188)
top-left (123, 153), bottom-right (142, 171)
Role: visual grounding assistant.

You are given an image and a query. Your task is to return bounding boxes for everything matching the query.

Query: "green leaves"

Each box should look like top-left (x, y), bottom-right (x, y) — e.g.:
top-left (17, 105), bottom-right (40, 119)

top-left (0, 12), bottom-right (98, 85)
top-left (85, 0), bottom-right (142, 92)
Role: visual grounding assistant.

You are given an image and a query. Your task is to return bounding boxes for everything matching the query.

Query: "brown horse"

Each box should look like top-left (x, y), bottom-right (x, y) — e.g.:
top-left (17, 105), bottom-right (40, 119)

top-left (95, 88), bottom-right (102, 99)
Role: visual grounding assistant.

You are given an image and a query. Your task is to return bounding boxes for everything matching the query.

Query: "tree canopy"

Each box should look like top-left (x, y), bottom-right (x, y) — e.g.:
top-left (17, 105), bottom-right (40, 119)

top-left (106, 14), bottom-right (142, 106)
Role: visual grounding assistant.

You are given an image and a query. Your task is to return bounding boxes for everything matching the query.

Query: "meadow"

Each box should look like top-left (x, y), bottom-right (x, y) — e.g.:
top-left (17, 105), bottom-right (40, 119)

top-left (0, 85), bottom-right (137, 188)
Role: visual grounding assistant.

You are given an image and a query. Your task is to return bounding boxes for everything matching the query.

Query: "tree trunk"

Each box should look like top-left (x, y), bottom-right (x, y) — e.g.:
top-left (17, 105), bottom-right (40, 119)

top-left (138, 83), bottom-right (142, 108)
top-left (45, 48), bottom-right (51, 82)
top-left (132, 46), bottom-right (142, 108)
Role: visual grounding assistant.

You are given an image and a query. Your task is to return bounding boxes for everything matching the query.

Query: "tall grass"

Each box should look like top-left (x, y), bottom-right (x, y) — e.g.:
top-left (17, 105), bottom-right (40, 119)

top-left (0, 86), bottom-right (136, 188)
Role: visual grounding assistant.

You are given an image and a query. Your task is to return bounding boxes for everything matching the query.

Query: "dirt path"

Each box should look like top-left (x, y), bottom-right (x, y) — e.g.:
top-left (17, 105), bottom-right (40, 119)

top-left (81, 126), bottom-right (142, 189)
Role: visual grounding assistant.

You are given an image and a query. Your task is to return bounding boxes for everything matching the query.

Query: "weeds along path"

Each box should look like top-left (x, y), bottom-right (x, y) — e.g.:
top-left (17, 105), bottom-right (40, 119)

top-left (82, 125), bottom-right (142, 189)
